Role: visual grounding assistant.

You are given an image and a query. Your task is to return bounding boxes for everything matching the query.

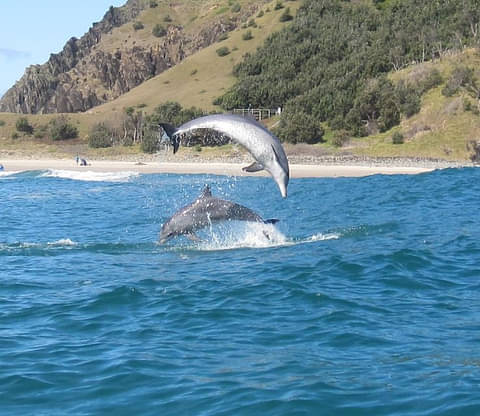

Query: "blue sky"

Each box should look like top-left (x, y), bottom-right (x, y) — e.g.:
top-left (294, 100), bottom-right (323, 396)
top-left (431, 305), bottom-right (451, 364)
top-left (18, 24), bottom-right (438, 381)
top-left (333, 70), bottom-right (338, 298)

top-left (0, 1), bottom-right (125, 97)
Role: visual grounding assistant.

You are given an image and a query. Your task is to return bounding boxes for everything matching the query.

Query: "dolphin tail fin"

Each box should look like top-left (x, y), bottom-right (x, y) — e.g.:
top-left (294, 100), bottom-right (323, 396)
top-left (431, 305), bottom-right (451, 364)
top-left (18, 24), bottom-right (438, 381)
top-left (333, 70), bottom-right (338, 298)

top-left (159, 123), bottom-right (180, 154)
top-left (263, 219), bottom-right (279, 225)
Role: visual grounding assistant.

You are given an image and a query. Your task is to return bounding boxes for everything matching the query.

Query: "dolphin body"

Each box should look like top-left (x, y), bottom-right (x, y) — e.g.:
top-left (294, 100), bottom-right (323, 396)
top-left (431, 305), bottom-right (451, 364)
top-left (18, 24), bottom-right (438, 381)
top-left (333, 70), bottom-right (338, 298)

top-left (159, 185), bottom-right (279, 243)
top-left (159, 114), bottom-right (290, 198)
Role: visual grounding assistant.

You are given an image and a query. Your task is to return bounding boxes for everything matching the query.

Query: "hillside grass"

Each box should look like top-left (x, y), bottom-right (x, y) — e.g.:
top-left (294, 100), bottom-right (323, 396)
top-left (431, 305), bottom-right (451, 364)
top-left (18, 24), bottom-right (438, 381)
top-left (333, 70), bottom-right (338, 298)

top-left (351, 49), bottom-right (480, 161)
top-left (94, 0), bottom-right (302, 114)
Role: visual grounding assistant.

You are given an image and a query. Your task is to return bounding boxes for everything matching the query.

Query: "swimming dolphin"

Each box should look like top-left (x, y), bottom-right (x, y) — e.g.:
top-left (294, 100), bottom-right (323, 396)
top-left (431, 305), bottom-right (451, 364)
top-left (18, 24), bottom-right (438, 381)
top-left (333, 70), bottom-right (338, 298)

top-left (159, 185), bottom-right (279, 243)
top-left (159, 114), bottom-right (290, 198)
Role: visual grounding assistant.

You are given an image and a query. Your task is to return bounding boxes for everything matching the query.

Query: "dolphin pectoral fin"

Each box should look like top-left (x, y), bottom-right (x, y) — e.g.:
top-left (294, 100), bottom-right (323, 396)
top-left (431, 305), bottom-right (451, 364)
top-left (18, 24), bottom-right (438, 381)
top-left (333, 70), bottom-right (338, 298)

top-left (242, 161), bottom-right (264, 173)
top-left (262, 230), bottom-right (271, 240)
top-left (185, 232), bottom-right (202, 242)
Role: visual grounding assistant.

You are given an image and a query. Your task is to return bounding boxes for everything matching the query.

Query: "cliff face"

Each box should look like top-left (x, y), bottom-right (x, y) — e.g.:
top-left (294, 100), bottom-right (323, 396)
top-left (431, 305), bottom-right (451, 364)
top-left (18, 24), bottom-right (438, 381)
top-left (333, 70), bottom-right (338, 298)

top-left (0, 1), bottom-right (263, 114)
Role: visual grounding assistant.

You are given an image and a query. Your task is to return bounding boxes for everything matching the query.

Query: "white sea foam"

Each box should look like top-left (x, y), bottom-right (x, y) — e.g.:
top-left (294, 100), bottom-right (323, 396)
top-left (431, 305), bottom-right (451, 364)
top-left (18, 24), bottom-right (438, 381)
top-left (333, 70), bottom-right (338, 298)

top-left (40, 169), bottom-right (139, 182)
top-left (0, 171), bottom-right (21, 178)
top-left (47, 238), bottom-right (77, 246)
top-left (307, 233), bottom-right (340, 242)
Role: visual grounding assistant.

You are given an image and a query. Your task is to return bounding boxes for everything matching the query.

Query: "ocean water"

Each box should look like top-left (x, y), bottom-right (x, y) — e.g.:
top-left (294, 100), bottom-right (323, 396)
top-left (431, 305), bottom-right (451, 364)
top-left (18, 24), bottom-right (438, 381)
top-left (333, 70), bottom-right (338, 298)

top-left (1, 167), bottom-right (480, 415)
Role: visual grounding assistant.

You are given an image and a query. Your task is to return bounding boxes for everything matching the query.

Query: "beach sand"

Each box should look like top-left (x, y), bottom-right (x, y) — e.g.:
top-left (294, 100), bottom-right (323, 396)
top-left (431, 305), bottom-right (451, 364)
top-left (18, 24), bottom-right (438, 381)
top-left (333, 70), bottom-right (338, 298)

top-left (0, 158), bottom-right (435, 177)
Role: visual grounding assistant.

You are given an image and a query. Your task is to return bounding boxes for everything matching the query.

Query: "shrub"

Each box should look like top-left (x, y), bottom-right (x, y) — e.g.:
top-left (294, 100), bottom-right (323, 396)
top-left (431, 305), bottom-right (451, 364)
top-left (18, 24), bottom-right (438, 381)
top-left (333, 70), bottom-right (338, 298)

top-left (274, 1), bottom-right (284, 10)
top-left (49, 116), bottom-right (78, 141)
top-left (16, 117), bottom-right (33, 134)
top-left (276, 109), bottom-right (325, 144)
top-left (218, 33), bottom-right (229, 42)
top-left (0, 120), bottom-right (5, 127)
top-left (331, 130), bottom-right (350, 147)
top-left (133, 21), bottom-right (144, 31)
top-left (419, 68), bottom-right (443, 93)
top-left (34, 124), bottom-right (48, 139)
top-left (279, 7), bottom-right (293, 22)
top-left (164, 15), bottom-right (172, 22)
top-left (257, 10), bottom-right (264, 18)
top-left (392, 131), bottom-right (404, 144)
top-left (141, 124), bottom-right (160, 153)
top-left (11, 132), bottom-right (19, 140)
top-left (216, 46), bottom-right (230, 57)
top-left (231, 3), bottom-right (241, 12)
top-left (149, 0), bottom-right (158, 7)
top-left (242, 30), bottom-right (253, 41)
top-left (152, 24), bottom-right (166, 37)
top-left (88, 123), bottom-right (113, 148)
top-left (442, 66), bottom-right (475, 97)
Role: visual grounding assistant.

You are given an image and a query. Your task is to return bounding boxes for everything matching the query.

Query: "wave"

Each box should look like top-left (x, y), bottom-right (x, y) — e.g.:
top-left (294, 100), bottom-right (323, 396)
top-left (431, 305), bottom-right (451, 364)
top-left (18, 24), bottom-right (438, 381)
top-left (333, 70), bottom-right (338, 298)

top-left (0, 171), bottom-right (22, 178)
top-left (39, 169), bottom-right (140, 182)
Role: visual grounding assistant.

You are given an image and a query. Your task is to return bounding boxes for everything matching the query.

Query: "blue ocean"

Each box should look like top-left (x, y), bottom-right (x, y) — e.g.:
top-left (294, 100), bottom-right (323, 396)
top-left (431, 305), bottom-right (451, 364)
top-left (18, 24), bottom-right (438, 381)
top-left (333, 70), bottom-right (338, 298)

top-left (1, 167), bottom-right (480, 415)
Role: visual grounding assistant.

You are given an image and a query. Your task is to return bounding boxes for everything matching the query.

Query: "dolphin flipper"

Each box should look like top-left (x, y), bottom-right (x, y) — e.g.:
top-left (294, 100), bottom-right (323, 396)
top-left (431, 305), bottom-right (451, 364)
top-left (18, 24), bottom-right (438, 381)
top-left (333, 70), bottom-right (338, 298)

top-left (264, 219), bottom-right (279, 224)
top-left (242, 161), bottom-right (264, 173)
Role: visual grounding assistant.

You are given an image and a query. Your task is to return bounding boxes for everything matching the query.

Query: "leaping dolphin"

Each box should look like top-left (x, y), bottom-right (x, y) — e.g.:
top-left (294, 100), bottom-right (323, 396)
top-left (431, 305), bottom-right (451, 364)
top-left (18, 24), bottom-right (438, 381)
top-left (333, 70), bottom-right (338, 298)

top-left (159, 185), bottom-right (279, 244)
top-left (159, 114), bottom-right (290, 198)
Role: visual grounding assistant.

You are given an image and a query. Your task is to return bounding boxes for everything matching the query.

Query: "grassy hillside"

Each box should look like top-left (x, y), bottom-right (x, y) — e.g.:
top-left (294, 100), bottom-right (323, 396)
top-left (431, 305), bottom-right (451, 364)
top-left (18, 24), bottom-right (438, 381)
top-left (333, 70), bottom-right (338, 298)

top-left (353, 49), bottom-right (480, 161)
top-left (93, 0), bottom-right (302, 114)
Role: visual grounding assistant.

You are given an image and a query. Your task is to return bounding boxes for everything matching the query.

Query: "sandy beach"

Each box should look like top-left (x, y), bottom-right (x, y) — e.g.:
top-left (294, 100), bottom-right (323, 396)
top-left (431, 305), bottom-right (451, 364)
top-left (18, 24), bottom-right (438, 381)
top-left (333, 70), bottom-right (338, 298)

top-left (0, 158), bottom-right (439, 178)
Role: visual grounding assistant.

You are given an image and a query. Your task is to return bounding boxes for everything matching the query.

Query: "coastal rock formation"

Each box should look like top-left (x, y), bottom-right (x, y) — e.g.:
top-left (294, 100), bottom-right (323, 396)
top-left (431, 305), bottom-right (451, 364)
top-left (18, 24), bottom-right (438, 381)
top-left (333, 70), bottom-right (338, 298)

top-left (0, 1), bottom-right (263, 114)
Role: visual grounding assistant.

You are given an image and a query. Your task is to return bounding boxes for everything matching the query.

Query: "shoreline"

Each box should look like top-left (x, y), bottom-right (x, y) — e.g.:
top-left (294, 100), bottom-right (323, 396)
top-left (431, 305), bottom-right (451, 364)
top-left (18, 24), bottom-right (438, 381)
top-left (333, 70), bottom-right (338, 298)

top-left (0, 157), bottom-right (462, 178)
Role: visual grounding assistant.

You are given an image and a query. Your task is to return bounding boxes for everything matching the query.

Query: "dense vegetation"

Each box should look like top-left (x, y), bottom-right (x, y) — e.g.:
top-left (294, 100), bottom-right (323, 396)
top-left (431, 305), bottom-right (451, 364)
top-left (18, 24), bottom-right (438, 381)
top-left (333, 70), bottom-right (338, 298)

top-left (216, 0), bottom-right (480, 143)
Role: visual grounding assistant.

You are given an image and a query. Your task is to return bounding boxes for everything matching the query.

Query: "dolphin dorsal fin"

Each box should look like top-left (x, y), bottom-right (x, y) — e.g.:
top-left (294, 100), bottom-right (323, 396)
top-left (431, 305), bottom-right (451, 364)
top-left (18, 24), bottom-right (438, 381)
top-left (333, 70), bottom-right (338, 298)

top-left (199, 185), bottom-right (212, 199)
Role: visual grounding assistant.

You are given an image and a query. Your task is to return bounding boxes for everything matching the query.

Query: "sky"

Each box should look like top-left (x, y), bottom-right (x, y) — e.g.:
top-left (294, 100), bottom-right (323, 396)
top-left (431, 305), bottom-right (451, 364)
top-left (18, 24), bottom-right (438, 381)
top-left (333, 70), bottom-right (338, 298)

top-left (0, 1), bottom-right (126, 97)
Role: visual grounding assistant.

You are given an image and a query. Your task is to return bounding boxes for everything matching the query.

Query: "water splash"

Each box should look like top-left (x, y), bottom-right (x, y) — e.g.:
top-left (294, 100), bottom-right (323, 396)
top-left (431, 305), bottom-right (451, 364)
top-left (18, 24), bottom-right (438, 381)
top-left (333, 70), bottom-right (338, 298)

top-left (170, 222), bottom-right (340, 251)
top-left (39, 169), bottom-right (139, 182)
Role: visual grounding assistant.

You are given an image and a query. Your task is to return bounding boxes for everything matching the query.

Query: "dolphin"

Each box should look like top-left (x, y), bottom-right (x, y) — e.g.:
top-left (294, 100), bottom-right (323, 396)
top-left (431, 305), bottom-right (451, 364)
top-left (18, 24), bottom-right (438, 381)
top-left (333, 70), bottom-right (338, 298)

top-left (159, 114), bottom-right (290, 198)
top-left (159, 185), bottom-right (279, 243)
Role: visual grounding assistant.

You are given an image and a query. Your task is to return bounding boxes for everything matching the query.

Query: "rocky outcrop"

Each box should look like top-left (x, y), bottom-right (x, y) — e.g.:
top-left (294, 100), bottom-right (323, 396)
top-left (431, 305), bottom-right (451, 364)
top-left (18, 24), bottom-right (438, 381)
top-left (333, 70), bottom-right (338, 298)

top-left (0, 1), bottom-right (265, 114)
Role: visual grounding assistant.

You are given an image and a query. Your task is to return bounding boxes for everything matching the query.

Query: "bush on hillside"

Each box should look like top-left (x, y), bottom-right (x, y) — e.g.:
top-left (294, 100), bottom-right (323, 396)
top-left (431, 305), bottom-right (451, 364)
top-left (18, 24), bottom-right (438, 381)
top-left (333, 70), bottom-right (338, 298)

top-left (16, 117), bottom-right (33, 134)
top-left (152, 24), bottom-right (167, 37)
top-left (216, 46), bottom-right (230, 57)
top-left (133, 21), bottom-right (144, 31)
top-left (275, 108), bottom-right (325, 144)
top-left (88, 123), bottom-right (113, 148)
top-left (242, 30), bottom-right (253, 41)
top-left (49, 116), bottom-right (78, 141)
top-left (141, 123), bottom-right (160, 153)
top-left (279, 7), bottom-right (293, 22)
top-left (392, 131), bottom-right (405, 144)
